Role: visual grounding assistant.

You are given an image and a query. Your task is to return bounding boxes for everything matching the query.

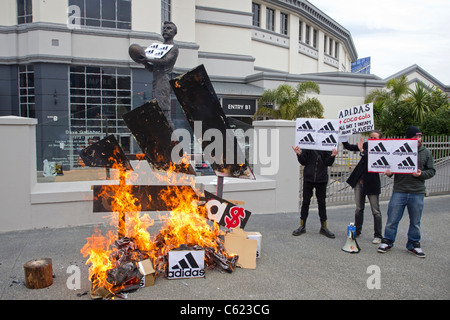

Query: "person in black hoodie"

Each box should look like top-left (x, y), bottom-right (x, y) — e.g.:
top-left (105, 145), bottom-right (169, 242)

top-left (342, 131), bottom-right (383, 244)
top-left (292, 146), bottom-right (338, 238)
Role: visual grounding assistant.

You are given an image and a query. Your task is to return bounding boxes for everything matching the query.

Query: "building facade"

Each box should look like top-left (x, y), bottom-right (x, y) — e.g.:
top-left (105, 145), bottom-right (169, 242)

top-left (0, 0), bottom-right (447, 171)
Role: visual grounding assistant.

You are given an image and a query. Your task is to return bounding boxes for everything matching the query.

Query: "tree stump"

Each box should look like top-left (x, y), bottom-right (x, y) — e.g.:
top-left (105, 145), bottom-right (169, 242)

top-left (24, 258), bottom-right (53, 289)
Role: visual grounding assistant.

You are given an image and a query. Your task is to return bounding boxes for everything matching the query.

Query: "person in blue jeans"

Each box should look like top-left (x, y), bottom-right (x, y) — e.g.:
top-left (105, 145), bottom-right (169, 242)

top-left (378, 126), bottom-right (435, 258)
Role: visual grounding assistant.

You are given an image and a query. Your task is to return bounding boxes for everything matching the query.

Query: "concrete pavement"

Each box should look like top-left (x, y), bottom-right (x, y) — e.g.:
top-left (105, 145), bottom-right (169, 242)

top-left (1, 194), bottom-right (449, 302)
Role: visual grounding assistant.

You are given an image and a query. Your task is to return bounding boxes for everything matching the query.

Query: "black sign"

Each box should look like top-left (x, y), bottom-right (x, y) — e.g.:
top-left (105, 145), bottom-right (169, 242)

top-left (222, 98), bottom-right (256, 116)
top-left (204, 191), bottom-right (251, 230)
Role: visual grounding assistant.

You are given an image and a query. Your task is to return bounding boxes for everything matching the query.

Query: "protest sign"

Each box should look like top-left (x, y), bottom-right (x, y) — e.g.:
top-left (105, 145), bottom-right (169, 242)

top-left (295, 118), bottom-right (339, 151)
top-left (368, 139), bottom-right (418, 174)
top-left (204, 191), bottom-right (252, 230)
top-left (145, 43), bottom-right (174, 59)
top-left (338, 103), bottom-right (374, 141)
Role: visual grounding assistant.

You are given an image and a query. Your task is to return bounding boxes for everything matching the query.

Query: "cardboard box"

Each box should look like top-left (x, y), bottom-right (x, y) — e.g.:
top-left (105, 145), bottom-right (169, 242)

top-left (167, 250), bottom-right (205, 279)
top-left (224, 228), bottom-right (258, 269)
top-left (247, 232), bottom-right (262, 258)
top-left (138, 259), bottom-right (155, 287)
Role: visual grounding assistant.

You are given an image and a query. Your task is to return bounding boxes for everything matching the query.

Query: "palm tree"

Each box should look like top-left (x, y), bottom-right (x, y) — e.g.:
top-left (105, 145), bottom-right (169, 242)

top-left (405, 82), bottom-right (431, 123)
top-left (365, 75), bottom-right (410, 123)
top-left (253, 81), bottom-right (324, 120)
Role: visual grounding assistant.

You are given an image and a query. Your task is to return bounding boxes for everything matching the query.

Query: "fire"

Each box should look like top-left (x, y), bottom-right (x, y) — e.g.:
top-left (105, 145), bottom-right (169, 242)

top-left (80, 154), bottom-right (235, 297)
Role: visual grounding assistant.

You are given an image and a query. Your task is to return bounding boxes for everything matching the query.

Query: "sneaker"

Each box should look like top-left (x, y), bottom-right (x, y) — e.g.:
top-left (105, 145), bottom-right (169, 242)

top-left (377, 243), bottom-right (392, 253)
top-left (408, 247), bottom-right (426, 258)
top-left (372, 237), bottom-right (382, 244)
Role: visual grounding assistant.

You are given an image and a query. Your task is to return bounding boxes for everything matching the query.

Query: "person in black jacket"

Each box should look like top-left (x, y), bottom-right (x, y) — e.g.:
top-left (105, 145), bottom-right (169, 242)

top-left (342, 130), bottom-right (383, 244)
top-left (292, 146), bottom-right (338, 238)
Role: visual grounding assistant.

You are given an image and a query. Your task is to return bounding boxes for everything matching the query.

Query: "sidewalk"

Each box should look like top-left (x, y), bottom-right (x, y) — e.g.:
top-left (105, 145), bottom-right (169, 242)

top-left (1, 194), bottom-right (449, 301)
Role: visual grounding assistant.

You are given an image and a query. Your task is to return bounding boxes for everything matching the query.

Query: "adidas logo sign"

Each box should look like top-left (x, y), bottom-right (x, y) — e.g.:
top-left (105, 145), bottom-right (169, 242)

top-left (322, 134), bottom-right (337, 146)
top-left (318, 121), bottom-right (338, 134)
top-left (369, 142), bottom-right (390, 155)
top-left (299, 133), bottom-right (315, 144)
top-left (168, 250), bottom-right (205, 279)
top-left (372, 156), bottom-right (391, 169)
top-left (297, 121), bottom-right (314, 132)
top-left (397, 157), bottom-right (416, 170)
top-left (393, 143), bottom-right (417, 156)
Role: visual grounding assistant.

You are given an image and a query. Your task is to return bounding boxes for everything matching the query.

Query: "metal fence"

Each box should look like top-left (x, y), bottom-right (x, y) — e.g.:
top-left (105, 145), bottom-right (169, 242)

top-left (301, 135), bottom-right (450, 206)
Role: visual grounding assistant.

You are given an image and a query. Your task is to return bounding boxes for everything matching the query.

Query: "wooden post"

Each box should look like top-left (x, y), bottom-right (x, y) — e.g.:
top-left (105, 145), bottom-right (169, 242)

top-left (24, 258), bottom-right (53, 289)
top-left (216, 175), bottom-right (224, 198)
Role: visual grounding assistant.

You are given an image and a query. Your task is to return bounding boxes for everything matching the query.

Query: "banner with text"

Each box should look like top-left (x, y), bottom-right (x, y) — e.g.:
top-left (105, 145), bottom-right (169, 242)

top-left (368, 139), bottom-right (418, 174)
top-left (295, 118), bottom-right (339, 151)
top-left (338, 103), bottom-right (374, 141)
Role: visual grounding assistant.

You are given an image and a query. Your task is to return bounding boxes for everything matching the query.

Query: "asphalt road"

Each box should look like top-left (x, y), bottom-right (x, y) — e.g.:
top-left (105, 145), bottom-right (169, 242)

top-left (1, 194), bottom-right (449, 305)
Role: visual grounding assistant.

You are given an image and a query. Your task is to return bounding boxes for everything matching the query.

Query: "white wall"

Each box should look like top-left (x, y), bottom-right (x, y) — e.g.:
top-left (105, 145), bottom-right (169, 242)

top-left (0, 116), bottom-right (300, 232)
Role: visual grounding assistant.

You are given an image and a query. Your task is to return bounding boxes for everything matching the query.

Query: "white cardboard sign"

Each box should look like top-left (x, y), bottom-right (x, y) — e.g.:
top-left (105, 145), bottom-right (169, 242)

top-left (167, 250), bottom-right (205, 279)
top-left (145, 43), bottom-right (173, 59)
top-left (368, 139), bottom-right (418, 174)
top-left (338, 103), bottom-right (374, 141)
top-left (295, 118), bottom-right (339, 151)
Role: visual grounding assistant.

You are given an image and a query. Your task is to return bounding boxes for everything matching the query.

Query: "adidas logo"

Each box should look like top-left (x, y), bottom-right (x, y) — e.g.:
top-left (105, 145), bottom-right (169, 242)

top-left (393, 143), bottom-right (417, 156)
top-left (318, 122), bottom-right (338, 134)
top-left (168, 251), bottom-right (205, 279)
top-left (397, 157), bottom-right (416, 170)
top-left (372, 156), bottom-right (391, 169)
top-left (369, 142), bottom-right (390, 155)
top-left (322, 134), bottom-right (337, 146)
top-left (297, 121), bottom-right (314, 132)
top-left (299, 133), bottom-right (315, 144)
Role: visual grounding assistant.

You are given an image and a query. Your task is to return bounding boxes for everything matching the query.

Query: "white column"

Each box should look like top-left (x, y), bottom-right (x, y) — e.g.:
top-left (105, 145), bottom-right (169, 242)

top-left (0, 116), bottom-right (37, 232)
top-left (253, 120), bottom-right (300, 213)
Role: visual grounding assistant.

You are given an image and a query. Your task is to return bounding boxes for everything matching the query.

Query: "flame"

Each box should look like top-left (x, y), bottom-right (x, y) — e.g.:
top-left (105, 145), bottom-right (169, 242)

top-left (81, 151), bottom-right (233, 295)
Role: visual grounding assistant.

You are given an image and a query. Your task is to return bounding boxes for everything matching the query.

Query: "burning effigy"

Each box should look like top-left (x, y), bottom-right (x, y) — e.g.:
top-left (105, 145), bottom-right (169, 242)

top-left (79, 65), bottom-right (255, 299)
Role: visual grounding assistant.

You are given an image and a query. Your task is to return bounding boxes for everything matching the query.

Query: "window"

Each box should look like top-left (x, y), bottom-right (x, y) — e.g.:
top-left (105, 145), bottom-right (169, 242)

top-left (18, 64), bottom-right (35, 118)
top-left (252, 3), bottom-right (260, 27)
top-left (324, 35), bottom-right (327, 53)
top-left (266, 8), bottom-right (274, 31)
top-left (299, 21), bottom-right (302, 42)
top-left (17, 0), bottom-right (32, 24)
top-left (69, 66), bottom-right (132, 156)
top-left (280, 12), bottom-right (288, 35)
top-left (312, 29), bottom-right (317, 48)
top-left (335, 42), bottom-right (339, 58)
top-left (329, 38), bottom-right (333, 55)
top-left (161, 0), bottom-right (171, 23)
top-left (69, 0), bottom-right (131, 30)
top-left (305, 24), bottom-right (310, 45)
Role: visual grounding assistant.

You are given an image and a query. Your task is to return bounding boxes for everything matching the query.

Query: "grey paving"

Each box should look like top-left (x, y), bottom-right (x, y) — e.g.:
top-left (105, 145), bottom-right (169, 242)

top-left (1, 194), bottom-right (449, 301)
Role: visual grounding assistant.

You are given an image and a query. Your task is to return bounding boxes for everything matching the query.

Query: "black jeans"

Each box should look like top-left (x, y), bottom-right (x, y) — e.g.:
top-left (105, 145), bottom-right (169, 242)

top-left (354, 181), bottom-right (383, 238)
top-left (300, 181), bottom-right (328, 222)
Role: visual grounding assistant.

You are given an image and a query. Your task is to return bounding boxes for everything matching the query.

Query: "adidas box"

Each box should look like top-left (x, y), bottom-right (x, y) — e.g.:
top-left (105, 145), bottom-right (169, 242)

top-left (167, 250), bottom-right (205, 280)
top-left (138, 259), bottom-right (155, 287)
top-left (247, 232), bottom-right (262, 258)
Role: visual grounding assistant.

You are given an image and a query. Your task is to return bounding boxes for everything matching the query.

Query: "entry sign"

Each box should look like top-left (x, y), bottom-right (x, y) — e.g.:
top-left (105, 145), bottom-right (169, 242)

top-left (204, 191), bottom-right (251, 230)
top-left (295, 118), bottom-right (339, 151)
top-left (338, 103), bottom-right (374, 140)
top-left (368, 139), bottom-right (418, 174)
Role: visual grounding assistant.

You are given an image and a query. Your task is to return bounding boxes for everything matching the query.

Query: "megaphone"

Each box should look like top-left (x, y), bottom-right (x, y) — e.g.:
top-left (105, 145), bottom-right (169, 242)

top-left (342, 223), bottom-right (360, 253)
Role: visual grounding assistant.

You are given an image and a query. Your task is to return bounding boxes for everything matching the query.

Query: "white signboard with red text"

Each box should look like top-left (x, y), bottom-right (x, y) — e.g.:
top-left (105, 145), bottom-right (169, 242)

top-left (368, 139), bottom-right (418, 174)
top-left (338, 103), bottom-right (374, 141)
